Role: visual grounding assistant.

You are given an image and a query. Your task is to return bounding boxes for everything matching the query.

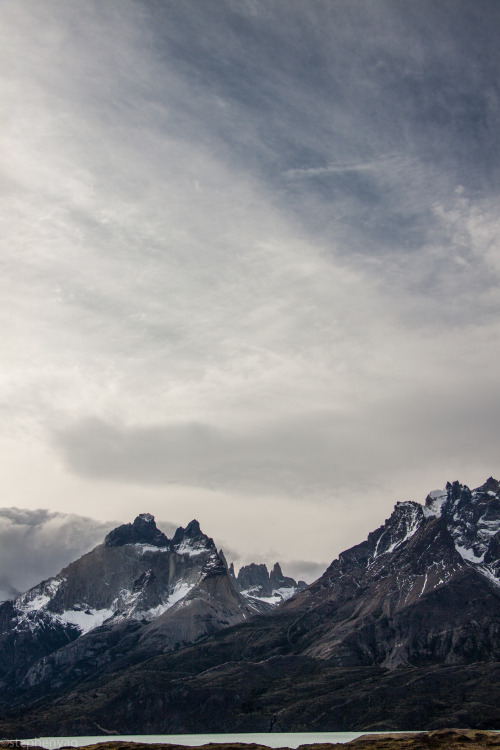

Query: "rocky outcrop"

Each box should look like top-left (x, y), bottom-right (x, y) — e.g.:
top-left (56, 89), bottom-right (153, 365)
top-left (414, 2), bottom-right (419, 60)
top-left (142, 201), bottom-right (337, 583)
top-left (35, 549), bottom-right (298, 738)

top-left (235, 561), bottom-right (306, 603)
top-left (104, 513), bottom-right (170, 548)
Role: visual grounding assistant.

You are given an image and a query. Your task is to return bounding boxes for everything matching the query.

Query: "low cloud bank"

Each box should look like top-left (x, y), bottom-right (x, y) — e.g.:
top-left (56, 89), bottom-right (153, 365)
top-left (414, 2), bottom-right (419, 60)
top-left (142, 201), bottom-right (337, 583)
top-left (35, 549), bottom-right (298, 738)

top-left (0, 508), bottom-right (118, 595)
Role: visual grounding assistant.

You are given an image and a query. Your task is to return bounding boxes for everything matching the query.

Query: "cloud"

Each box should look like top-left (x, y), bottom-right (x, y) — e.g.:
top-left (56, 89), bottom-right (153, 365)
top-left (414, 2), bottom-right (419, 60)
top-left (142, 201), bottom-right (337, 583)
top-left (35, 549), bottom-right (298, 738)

top-left (0, 0), bottom-right (499, 570)
top-left (0, 508), bottom-right (179, 596)
top-left (280, 560), bottom-right (329, 585)
top-left (0, 508), bottom-right (116, 594)
top-left (54, 361), bottom-right (500, 499)
top-left (0, 506), bottom-right (322, 595)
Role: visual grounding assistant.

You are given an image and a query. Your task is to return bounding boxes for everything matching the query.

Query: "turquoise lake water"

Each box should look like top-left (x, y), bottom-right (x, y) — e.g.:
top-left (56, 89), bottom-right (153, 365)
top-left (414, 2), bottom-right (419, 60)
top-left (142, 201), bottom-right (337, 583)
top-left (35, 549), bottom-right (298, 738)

top-left (19, 732), bottom-right (420, 749)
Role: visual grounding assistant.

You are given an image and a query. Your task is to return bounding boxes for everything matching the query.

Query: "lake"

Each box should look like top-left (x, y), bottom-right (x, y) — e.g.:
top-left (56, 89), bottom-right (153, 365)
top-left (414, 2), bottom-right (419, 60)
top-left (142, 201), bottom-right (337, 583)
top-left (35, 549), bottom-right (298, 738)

top-left (19, 732), bottom-right (419, 749)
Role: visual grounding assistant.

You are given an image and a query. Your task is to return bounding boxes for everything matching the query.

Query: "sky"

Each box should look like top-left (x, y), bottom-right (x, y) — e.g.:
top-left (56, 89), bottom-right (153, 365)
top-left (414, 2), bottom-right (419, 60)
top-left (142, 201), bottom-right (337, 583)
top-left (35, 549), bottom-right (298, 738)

top-left (1, 0), bottom-right (500, 591)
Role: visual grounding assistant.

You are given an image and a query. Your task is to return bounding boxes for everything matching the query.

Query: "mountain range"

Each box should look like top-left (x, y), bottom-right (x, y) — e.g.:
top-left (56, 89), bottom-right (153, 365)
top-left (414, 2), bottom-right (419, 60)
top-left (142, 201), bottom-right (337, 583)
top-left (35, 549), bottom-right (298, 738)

top-left (0, 477), bottom-right (499, 735)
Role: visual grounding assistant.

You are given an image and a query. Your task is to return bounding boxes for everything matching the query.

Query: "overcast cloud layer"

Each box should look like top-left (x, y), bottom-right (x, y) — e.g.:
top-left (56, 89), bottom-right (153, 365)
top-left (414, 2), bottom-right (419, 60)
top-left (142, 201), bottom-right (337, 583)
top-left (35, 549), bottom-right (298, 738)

top-left (1, 0), bottom-right (499, 579)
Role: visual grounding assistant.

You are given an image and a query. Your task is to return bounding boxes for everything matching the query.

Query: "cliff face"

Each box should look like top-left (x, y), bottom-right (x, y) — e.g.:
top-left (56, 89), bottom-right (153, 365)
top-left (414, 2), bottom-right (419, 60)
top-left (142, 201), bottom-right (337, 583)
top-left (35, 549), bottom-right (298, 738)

top-left (0, 514), bottom-right (255, 694)
top-left (233, 560), bottom-right (306, 604)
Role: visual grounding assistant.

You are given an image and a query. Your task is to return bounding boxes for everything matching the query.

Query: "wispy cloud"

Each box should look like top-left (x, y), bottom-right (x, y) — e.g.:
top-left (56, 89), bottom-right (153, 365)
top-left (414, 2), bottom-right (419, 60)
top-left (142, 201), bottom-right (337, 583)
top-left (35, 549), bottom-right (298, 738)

top-left (0, 0), bottom-right (499, 571)
top-left (284, 154), bottom-right (406, 179)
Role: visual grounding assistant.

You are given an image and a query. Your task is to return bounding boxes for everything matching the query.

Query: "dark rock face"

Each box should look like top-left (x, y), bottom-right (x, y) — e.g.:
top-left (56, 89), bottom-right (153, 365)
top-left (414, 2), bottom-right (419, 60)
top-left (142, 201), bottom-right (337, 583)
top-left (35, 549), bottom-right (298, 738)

top-left (281, 477), bottom-right (500, 668)
top-left (237, 563), bottom-right (270, 593)
top-left (235, 561), bottom-right (306, 602)
top-left (1, 479), bottom-right (500, 736)
top-left (104, 513), bottom-right (170, 548)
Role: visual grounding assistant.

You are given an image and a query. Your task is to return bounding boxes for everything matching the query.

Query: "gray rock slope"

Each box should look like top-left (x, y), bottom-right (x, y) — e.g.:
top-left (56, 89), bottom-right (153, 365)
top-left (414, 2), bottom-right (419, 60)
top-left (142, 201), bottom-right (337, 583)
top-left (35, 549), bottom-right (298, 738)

top-left (0, 515), bottom-right (258, 693)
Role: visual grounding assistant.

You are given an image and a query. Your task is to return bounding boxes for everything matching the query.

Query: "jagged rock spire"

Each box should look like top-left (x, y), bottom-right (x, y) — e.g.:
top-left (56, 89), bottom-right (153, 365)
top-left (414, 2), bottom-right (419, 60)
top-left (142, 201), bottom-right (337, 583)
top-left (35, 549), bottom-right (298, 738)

top-left (105, 513), bottom-right (170, 548)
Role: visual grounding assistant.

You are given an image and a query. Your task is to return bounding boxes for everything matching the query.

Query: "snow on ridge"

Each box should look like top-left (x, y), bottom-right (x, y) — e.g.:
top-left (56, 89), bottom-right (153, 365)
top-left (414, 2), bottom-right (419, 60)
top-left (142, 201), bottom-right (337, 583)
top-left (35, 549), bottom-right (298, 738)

top-left (112, 580), bottom-right (196, 623)
top-left (16, 577), bottom-right (64, 613)
top-left (429, 490), bottom-right (447, 499)
top-left (141, 581), bottom-right (195, 617)
top-left (137, 513), bottom-right (154, 523)
top-left (58, 607), bottom-right (114, 634)
top-left (133, 543), bottom-right (169, 554)
top-left (455, 543), bottom-right (486, 565)
top-left (372, 503), bottom-right (422, 561)
top-left (423, 490), bottom-right (448, 518)
top-left (241, 585), bottom-right (297, 606)
top-left (273, 586), bottom-right (297, 601)
top-left (175, 539), bottom-right (209, 556)
top-left (242, 590), bottom-right (282, 606)
top-left (387, 508), bottom-right (421, 552)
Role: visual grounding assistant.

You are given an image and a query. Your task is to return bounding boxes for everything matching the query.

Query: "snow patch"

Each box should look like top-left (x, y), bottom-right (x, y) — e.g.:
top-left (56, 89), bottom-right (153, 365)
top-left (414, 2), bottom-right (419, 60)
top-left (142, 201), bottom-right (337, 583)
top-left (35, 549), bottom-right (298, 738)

top-left (18, 593), bottom-right (51, 612)
top-left (133, 544), bottom-right (169, 554)
top-left (455, 543), bottom-right (486, 564)
top-left (16, 578), bottom-right (64, 613)
top-left (241, 585), bottom-right (297, 606)
top-left (477, 516), bottom-right (500, 536)
top-left (423, 490), bottom-right (447, 518)
top-left (137, 513), bottom-right (154, 522)
top-left (243, 591), bottom-right (282, 606)
top-left (273, 586), bottom-right (297, 601)
top-left (130, 581), bottom-right (195, 620)
top-left (175, 540), bottom-right (208, 556)
top-left (58, 608), bottom-right (114, 634)
top-left (168, 581), bottom-right (194, 606)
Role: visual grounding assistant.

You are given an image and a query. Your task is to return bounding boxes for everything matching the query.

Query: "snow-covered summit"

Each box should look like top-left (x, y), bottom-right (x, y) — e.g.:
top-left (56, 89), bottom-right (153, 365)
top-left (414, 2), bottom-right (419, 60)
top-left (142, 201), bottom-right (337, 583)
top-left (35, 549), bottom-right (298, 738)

top-left (353, 478), bottom-right (500, 589)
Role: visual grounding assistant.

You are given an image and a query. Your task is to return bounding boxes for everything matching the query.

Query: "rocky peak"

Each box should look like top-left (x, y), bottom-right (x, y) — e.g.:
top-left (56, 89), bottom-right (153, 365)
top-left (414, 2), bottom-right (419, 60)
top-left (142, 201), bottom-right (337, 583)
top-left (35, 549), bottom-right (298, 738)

top-left (172, 519), bottom-right (216, 556)
top-left (269, 561), bottom-right (302, 591)
top-left (321, 478), bottom-right (500, 601)
top-left (172, 519), bottom-right (201, 544)
top-left (477, 476), bottom-right (500, 496)
top-left (217, 549), bottom-right (230, 570)
top-left (235, 561), bottom-right (305, 603)
top-left (201, 553), bottom-right (227, 579)
top-left (237, 563), bottom-right (270, 593)
top-left (104, 514), bottom-right (170, 548)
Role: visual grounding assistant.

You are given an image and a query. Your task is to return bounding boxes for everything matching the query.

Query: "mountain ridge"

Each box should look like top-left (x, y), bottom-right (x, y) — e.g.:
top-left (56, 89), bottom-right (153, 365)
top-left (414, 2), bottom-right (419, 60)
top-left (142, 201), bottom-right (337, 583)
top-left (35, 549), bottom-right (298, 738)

top-left (0, 477), bottom-right (499, 734)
